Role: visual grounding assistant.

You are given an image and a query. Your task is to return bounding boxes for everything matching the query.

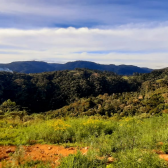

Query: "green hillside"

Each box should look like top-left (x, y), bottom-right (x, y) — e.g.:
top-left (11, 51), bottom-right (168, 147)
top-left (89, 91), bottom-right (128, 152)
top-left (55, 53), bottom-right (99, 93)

top-left (1, 68), bottom-right (168, 167)
top-left (0, 69), bottom-right (139, 113)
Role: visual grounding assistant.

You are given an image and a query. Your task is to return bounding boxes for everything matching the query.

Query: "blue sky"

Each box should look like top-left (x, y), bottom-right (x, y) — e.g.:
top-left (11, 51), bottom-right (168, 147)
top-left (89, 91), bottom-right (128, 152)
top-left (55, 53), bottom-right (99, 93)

top-left (1, 0), bottom-right (168, 28)
top-left (0, 0), bottom-right (168, 68)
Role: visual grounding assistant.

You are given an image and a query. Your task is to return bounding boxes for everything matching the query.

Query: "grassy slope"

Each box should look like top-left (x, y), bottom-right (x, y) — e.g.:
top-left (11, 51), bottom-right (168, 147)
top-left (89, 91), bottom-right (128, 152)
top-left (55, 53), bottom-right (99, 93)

top-left (1, 115), bottom-right (168, 167)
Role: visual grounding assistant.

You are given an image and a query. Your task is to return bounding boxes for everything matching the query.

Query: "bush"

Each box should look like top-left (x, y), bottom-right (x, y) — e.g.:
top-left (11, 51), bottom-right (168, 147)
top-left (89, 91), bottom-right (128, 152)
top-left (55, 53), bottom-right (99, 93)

top-left (58, 151), bottom-right (106, 168)
top-left (109, 149), bottom-right (167, 168)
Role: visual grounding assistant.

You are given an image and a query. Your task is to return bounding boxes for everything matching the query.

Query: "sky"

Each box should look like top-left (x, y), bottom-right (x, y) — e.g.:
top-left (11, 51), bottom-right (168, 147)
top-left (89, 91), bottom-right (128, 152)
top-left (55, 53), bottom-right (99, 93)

top-left (0, 0), bottom-right (168, 69)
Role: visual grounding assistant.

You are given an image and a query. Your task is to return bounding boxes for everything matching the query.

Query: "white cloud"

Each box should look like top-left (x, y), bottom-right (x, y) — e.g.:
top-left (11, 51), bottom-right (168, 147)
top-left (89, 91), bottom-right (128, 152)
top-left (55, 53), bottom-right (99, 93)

top-left (0, 25), bottom-right (168, 69)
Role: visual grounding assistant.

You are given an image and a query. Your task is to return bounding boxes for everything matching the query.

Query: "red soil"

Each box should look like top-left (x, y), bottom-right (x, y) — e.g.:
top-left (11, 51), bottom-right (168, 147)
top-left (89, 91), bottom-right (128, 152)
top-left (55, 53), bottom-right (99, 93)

top-left (3, 144), bottom-right (167, 167)
top-left (0, 144), bottom-right (88, 168)
top-left (159, 154), bottom-right (168, 161)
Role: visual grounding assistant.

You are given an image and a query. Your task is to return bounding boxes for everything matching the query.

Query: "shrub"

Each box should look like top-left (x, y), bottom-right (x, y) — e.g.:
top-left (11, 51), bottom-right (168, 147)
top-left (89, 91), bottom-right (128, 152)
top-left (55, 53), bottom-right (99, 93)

top-left (109, 149), bottom-right (167, 168)
top-left (58, 151), bottom-right (106, 168)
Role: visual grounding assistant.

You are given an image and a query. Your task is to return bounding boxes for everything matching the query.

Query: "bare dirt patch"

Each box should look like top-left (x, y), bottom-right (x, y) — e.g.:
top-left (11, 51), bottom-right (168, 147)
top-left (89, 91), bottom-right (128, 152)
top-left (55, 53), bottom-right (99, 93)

top-left (159, 154), bottom-right (168, 161)
top-left (0, 144), bottom-right (88, 168)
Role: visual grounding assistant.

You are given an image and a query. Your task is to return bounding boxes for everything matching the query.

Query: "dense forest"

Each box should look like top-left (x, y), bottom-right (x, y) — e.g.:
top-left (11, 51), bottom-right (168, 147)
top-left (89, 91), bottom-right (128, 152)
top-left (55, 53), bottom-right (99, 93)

top-left (0, 67), bottom-right (168, 116)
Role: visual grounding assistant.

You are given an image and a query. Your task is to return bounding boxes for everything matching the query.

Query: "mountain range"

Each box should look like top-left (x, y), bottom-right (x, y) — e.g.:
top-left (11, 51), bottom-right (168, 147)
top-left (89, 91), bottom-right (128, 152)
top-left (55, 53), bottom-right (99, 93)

top-left (0, 60), bottom-right (152, 75)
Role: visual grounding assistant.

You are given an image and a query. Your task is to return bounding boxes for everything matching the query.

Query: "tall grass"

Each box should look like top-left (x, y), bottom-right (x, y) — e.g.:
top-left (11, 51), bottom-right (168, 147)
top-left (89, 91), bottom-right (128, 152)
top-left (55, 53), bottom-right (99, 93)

top-left (1, 114), bottom-right (168, 167)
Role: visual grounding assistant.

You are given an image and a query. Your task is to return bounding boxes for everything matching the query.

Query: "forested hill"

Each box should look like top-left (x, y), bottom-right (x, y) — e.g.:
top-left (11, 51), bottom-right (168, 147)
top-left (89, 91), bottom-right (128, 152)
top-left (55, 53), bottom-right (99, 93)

top-left (0, 60), bottom-right (152, 75)
top-left (47, 68), bottom-right (168, 118)
top-left (0, 69), bottom-right (140, 113)
top-left (0, 68), bottom-right (168, 114)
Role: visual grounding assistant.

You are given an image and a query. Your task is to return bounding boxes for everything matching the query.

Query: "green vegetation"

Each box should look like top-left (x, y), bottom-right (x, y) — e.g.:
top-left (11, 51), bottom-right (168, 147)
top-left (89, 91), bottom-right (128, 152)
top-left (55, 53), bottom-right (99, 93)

top-left (0, 67), bottom-right (168, 114)
top-left (1, 114), bottom-right (168, 167)
top-left (58, 151), bottom-right (106, 168)
top-left (1, 67), bottom-right (168, 167)
top-left (0, 69), bottom-right (138, 113)
top-left (3, 160), bottom-right (51, 168)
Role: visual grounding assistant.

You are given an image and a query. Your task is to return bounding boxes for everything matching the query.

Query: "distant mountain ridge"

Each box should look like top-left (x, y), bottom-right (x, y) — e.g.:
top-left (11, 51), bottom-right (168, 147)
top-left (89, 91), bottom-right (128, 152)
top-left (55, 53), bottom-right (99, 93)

top-left (0, 60), bottom-right (152, 75)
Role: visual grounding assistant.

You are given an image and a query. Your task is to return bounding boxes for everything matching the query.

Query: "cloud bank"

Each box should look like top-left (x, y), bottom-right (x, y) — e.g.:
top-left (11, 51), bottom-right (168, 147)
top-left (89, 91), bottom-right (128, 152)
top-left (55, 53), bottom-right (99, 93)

top-left (0, 25), bottom-right (168, 68)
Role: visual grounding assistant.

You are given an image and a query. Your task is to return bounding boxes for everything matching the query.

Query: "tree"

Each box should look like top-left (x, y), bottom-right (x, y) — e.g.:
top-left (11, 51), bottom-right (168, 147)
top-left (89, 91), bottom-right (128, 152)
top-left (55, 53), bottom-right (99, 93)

top-left (0, 99), bottom-right (17, 112)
